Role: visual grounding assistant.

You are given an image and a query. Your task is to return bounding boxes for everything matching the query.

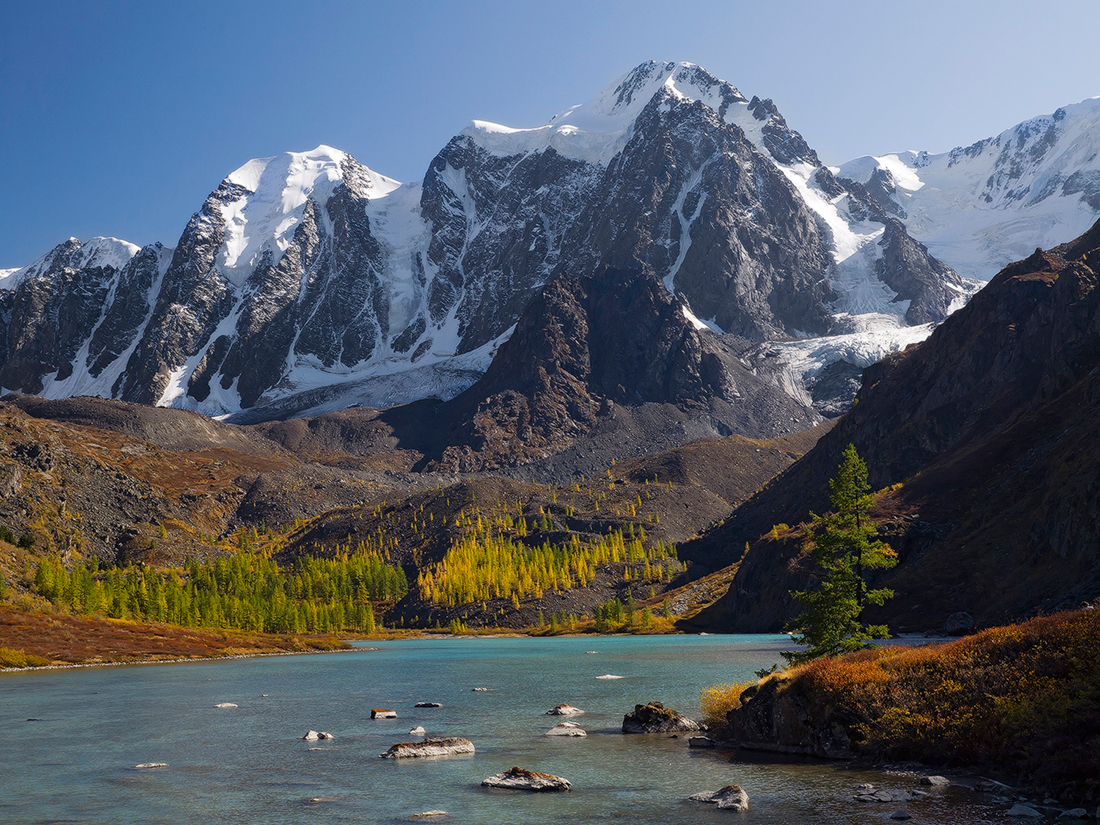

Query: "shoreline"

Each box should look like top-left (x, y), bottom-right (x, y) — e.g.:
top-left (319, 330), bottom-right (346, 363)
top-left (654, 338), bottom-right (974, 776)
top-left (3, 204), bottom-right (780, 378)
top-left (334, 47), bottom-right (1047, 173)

top-left (0, 643), bottom-right (381, 675)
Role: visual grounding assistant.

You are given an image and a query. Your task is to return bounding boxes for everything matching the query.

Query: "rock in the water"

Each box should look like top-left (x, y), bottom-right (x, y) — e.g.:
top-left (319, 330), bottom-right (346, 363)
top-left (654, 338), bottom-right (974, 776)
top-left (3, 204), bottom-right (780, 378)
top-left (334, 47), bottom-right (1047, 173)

top-left (213, 702), bottom-right (237, 708)
top-left (622, 701), bottom-right (701, 734)
top-left (471, 687), bottom-right (489, 692)
top-left (409, 726), bottom-right (427, 736)
top-left (855, 790), bottom-right (913, 803)
top-left (415, 702), bottom-right (443, 708)
top-left (133, 762), bottom-right (168, 769)
top-left (371, 708), bottom-right (397, 719)
top-left (689, 736), bottom-right (717, 748)
top-left (1060, 809), bottom-right (1090, 819)
top-left (481, 766), bottom-right (571, 792)
top-left (546, 704), bottom-right (584, 716)
top-left (301, 730), bottom-right (335, 741)
top-left (890, 811), bottom-right (912, 821)
top-left (595, 674), bottom-right (623, 679)
top-left (687, 785), bottom-right (750, 810)
top-left (410, 812), bottom-right (449, 819)
top-left (920, 775), bottom-right (950, 786)
top-left (545, 722), bottom-right (586, 737)
top-left (943, 611), bottom-right (976, 636)
top-left (1006, 804), bottom-right (1044, 818)
top-left (380, 737), bottom-right (475, 759)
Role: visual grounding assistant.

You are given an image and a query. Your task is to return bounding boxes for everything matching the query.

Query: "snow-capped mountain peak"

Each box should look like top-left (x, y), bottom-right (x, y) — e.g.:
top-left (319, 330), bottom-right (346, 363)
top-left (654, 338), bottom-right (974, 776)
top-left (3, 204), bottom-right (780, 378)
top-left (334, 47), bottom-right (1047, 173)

top-left (216, 145), bottom-right (401, 282)
top-left (463, 61), bottom-right (752, 165)
top-left (0, 235), bottom-right (139, 290)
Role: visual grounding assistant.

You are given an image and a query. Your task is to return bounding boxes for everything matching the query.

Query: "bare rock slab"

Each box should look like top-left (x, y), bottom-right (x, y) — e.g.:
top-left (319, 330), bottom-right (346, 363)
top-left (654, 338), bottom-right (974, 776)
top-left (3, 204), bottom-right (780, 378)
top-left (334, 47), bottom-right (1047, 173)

top-left (622, 701), bottom-right (701, 734)
top-left (380, 737), bottom-right (475, 759)
top-left (482, 767), bottom-right (572, 791)
top-left (371, 708), bottom-right (397, 719)
top-left (545, 722), bottom-right (586, 737)
top-left (688, 785), bottom-right (750, 810)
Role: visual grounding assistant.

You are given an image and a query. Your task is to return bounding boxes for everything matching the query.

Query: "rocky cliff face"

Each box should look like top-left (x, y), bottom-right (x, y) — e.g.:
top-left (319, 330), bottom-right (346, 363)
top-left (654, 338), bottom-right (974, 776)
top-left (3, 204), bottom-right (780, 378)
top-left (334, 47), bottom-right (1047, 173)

top-left (0, 61), bottom-right (963, 424)
top-left (685, 220), bottom-right (1100, 632)
top-left (428, 266), bottom-right (821, 472)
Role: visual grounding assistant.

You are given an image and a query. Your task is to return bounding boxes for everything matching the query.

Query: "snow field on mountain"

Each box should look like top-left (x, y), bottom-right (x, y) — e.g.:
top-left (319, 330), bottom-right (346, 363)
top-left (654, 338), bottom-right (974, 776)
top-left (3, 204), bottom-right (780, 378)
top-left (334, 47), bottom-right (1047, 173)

top-left (839, 96), bottom-right (1100, 279)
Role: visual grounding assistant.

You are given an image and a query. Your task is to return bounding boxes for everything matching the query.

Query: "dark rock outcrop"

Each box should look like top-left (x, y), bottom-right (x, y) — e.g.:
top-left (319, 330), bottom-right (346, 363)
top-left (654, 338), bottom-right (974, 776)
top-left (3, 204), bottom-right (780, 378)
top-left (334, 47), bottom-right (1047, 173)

top-left (722, 677), bottom-right (853, 758)
top-left (426, 266), bottom-right (821, 472)
top-left (622, 701), bottom-right (702, 734)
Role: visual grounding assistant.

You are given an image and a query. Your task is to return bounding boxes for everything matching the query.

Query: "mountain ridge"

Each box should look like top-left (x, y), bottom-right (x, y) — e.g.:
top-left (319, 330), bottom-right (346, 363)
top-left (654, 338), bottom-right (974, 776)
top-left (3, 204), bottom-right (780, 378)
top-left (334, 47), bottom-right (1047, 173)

top-left (1, 61), bottom-right (969, 427)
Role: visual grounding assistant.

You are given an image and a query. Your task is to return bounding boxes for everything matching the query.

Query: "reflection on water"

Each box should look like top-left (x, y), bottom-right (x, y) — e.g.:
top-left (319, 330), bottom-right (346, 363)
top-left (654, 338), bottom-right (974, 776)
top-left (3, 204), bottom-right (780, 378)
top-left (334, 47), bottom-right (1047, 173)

top-left (0, 635), bottom-right (1008, 823)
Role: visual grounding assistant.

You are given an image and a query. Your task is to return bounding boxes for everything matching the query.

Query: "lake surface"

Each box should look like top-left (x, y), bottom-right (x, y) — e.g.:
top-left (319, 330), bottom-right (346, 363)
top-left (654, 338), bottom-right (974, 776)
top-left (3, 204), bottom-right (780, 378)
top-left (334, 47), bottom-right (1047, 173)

top-left (1, 634), bottom-right (1012, 823)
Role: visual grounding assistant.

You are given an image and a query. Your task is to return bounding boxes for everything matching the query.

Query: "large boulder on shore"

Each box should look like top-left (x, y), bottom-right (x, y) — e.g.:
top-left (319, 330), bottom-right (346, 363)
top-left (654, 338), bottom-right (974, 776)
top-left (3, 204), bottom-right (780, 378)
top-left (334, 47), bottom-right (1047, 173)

top-left (724, 675), bottom-right (854, 758)
top-left (481, 767), bottom-right (571, 791)
top-left (379, 737), bottom-right (475, 759)
top-left (622, 701), bottom-right (701, 734)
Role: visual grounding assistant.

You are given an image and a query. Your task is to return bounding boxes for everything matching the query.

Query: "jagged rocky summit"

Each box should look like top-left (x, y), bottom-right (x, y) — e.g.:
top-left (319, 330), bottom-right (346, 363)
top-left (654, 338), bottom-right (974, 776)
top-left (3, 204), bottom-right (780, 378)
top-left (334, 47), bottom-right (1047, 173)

top-left (1, 61), bottom-right (975, 425)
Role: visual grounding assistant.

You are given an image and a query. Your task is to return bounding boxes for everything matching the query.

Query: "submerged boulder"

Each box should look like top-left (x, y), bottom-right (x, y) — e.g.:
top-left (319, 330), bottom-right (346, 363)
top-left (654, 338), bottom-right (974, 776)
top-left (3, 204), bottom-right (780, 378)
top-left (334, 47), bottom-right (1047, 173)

top-left (380, 737), bottom-right (475, 759)
top-left (481, 766), bottom-right (571, 791)
top-left (545, 722), bottom-right (586, 737)
top-left (622, 701), bottom-right (701, 734)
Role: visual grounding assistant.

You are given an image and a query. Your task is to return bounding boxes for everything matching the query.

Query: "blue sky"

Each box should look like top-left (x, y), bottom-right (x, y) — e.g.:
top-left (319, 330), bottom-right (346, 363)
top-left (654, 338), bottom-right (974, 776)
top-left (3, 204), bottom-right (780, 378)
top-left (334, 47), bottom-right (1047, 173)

top-left (2, 0), bottom-right (1099, 267)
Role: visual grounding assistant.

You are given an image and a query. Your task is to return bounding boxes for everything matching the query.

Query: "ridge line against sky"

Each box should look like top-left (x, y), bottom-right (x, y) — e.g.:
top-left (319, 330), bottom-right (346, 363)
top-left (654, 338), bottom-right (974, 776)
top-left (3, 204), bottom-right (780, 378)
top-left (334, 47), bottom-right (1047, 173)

top-left (2, 0), bottom-right (1099, 268)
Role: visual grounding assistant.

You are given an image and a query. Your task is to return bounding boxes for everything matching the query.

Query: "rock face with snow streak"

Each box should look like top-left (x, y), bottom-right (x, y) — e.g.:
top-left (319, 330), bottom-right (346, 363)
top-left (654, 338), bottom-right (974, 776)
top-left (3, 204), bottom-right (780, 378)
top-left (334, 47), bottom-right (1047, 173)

top-left (0, 61), bottom-right (968, 424)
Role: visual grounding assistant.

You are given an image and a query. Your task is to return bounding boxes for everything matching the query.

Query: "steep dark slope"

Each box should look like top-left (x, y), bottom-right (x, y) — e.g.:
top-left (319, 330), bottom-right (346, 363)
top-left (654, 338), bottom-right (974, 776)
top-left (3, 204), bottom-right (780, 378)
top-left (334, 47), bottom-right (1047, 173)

top-left (684, 220), bottom-right (1100, 631)
top-left (418, 266), bottom-right (821, 472)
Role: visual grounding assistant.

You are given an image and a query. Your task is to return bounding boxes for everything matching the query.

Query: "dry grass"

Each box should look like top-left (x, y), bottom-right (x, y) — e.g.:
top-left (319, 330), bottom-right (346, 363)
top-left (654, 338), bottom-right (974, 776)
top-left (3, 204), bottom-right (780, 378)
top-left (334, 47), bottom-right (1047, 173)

top-left (780, 609), bottom-right (1100, 798)
top-left (700, 681), bottom-right (755, 728)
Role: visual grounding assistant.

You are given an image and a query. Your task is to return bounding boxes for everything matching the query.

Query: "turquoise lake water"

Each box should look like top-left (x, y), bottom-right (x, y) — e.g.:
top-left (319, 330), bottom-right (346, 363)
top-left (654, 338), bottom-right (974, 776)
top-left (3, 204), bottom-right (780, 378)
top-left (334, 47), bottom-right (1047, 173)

top-left (1, 634), bottom-right (1011, 823)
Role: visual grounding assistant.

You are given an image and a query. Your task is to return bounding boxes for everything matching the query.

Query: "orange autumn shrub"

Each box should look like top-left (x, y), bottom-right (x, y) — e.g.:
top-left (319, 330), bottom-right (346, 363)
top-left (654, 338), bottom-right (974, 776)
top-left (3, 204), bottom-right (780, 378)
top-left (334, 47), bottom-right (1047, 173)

top-left (779, 609), bottom-right (1100, 797)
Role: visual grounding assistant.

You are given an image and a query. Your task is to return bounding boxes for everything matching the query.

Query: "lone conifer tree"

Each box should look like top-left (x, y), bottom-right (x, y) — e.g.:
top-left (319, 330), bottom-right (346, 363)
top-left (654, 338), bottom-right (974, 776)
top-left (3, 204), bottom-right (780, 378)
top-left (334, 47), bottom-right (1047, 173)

top-left (783, 444), bottom-right (897, 665)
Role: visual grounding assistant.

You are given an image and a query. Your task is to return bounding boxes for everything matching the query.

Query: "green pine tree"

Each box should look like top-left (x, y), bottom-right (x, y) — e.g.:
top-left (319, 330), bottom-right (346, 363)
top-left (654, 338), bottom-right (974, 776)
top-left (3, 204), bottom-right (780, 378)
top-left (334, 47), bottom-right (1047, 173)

top-left (783, 444), bottom-right (897, 666)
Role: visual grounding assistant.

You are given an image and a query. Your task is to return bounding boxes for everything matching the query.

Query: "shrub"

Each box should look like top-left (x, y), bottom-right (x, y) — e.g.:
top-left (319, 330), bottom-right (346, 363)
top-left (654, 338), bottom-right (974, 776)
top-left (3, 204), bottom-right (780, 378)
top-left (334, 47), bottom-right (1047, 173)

top-left (0, 647), bottom-right (46, 668)
top-left (777, 609), bottom-right (1100, 795)
top-left (700, 681), bottom-right (755, 728)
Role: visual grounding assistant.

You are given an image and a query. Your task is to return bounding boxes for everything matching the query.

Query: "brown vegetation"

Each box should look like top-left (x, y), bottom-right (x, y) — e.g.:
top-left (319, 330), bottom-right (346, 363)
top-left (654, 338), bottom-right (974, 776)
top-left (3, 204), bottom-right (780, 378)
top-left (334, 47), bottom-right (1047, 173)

top-left (0, 604), bottom-right (349, 667)
top-left (727, 609), bottom-right (1100, 801)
